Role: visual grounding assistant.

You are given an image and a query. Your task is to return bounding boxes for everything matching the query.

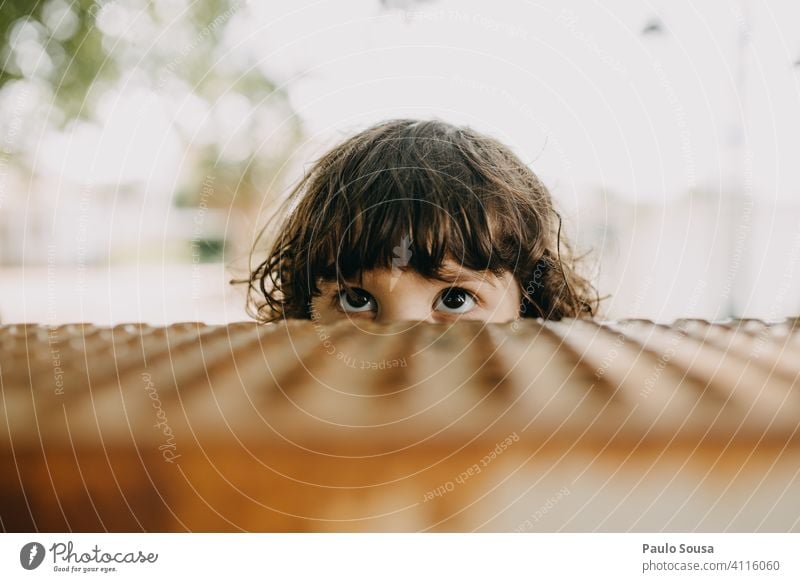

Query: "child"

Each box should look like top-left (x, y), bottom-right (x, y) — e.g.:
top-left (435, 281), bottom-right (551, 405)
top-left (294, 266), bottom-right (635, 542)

top-left (243, 118), bottom-right (600, 324)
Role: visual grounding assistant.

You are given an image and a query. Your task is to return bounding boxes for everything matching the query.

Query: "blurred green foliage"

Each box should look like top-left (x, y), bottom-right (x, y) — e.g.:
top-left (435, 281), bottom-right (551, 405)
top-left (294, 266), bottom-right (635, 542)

top-left (1, 0), bottom-right (303, 207)
top-left (2, 0), bottom-right (114, 120)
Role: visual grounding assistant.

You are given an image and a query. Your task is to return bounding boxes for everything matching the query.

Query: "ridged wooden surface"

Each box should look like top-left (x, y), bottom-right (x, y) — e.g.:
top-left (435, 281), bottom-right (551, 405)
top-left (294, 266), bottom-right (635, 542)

top-left (1, 317), bottom-right (799, 532)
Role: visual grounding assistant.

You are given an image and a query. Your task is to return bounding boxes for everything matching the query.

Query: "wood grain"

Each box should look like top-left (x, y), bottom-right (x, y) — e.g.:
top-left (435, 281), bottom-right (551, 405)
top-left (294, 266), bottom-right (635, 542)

top-left (1, 317), bottom-right (798, 531)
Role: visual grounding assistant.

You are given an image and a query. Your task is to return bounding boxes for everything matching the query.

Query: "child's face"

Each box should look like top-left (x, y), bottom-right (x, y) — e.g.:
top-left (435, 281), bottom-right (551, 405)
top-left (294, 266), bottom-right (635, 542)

top-left (310, 259), bottom-right (521, 324)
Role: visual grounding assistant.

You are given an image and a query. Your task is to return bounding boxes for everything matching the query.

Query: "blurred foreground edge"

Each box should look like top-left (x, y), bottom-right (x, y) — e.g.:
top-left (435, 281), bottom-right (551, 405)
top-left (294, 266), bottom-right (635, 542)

top-left (1, 317), bottom-right (799, 532)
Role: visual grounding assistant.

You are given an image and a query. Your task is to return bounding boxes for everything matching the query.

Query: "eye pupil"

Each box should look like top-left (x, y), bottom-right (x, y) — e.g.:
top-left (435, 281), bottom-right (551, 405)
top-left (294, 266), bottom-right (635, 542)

top-left (442, 289), bottom-right (467, 309)
top-left (344, 288), bottom-right (370, 308)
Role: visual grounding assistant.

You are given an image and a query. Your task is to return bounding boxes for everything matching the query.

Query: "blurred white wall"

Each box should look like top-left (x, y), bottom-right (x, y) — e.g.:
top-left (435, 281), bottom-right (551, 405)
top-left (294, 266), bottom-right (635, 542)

top-left (2, 0), bottom-right (800, 324)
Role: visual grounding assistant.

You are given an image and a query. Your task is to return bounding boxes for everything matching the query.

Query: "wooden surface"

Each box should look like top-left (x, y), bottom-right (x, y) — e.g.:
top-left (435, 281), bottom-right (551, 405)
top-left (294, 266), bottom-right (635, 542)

top-left (1, 317), bottom-right (799, 532)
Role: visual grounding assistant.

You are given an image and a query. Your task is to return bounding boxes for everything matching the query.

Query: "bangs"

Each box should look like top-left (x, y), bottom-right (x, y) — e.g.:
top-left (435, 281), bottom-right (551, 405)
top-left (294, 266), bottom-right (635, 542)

top-left (308, 166), bottom-right (518, 288)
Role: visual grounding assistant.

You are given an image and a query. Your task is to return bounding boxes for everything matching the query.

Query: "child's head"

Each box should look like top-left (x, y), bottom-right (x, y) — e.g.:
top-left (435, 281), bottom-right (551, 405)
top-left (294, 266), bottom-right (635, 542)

top-left (246, 118), bottom-right (599, 324)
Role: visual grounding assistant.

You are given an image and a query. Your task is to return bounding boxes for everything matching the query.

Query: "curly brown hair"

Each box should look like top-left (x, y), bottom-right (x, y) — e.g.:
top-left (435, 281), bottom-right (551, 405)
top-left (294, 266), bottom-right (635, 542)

top-left (241, 118), bottom-right (602, 323)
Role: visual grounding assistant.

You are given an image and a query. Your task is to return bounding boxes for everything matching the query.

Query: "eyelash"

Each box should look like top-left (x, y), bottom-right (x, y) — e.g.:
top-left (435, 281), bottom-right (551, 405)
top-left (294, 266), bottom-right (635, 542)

top-left (438, 287), bottom-right (481, 311)
top-left (333, 286), bottom-right (482, 313)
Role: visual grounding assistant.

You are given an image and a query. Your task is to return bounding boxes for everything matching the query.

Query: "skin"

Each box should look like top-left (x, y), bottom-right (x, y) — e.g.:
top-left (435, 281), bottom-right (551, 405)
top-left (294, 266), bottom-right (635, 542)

top-left (310, 258), bottom-right (522, 324)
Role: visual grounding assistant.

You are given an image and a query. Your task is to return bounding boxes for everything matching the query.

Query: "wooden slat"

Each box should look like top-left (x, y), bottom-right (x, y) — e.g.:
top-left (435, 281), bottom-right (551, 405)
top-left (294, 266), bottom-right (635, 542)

top-left (1, 317), bottom-right (799, 532)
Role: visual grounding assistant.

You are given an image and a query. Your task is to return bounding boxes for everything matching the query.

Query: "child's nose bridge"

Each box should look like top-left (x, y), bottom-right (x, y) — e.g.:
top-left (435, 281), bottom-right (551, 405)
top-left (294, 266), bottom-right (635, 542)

top-left (375, 297), bottom-right (435, 323)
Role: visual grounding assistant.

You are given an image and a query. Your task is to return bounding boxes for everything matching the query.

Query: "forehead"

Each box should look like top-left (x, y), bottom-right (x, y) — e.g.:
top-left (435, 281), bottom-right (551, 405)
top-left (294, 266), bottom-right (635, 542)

top-left (337, 259), bottom-right (508, 288)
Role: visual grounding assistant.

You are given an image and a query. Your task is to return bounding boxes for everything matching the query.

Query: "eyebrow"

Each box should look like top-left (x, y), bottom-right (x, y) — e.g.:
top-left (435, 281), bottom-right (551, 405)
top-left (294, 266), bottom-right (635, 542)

top-left (435, 265), bottom-right (497, 287)
top-left (336, 265), bottom-right (500, 289)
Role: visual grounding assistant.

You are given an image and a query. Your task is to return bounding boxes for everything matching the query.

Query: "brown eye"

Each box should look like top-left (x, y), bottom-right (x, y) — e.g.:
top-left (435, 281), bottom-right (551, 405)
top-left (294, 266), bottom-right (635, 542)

top-left (337, 287), bottom-right (375, 313)
top-left (435, 287), bottom-right (477, 314)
